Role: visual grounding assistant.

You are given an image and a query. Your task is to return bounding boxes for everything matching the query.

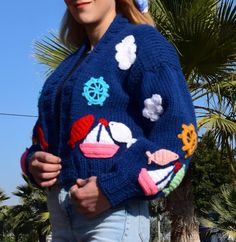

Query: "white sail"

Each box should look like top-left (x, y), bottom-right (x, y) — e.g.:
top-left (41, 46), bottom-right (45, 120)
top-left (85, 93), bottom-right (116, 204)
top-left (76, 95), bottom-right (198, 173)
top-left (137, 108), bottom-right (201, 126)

top-left (147, 165), bottom-right (174, 184)
top-left (83, 124), bottom-right (101, 143)
top-left (157, 173), bottom-right (172, 191)
top-left (98, 126), bottom-right (114, 144)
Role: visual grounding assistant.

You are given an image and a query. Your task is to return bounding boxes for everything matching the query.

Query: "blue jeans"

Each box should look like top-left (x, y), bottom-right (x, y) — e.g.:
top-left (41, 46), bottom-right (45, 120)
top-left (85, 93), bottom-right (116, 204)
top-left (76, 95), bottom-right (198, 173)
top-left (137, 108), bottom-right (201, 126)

top-left (46, 186), bottom-right (150, 242)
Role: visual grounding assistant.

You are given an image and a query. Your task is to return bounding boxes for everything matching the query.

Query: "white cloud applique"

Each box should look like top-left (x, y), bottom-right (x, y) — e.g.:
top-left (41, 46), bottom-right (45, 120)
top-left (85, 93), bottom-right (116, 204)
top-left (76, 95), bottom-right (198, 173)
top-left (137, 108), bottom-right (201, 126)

top-left (115, 35), bottom-right (137, 70)
top-left (142, 94), bottom-right (164, 122)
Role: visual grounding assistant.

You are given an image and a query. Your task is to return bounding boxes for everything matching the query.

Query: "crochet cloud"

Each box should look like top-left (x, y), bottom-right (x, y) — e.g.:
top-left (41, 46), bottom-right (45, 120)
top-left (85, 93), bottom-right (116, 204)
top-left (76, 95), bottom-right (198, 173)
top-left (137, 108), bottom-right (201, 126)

top-left (142, 94), bottom-right (164, 121)
top-left (115, 35), bottom-right (137, 70)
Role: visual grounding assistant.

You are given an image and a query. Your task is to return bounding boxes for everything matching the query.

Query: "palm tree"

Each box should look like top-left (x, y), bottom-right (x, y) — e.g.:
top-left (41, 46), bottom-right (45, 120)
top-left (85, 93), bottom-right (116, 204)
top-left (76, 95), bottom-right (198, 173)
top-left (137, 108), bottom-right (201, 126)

top-left (0, 190), bottom-right (9, 203)
top-left (33, 1), bottom-right (236, 241)
top-left (6, 175), bottom-right (50, 242)
top-left (148, 1), bottom-right (236, 241)
top-left (201, 184), bottom-right (236, 241)
top-left (0, 189), bottom-right (9, 241)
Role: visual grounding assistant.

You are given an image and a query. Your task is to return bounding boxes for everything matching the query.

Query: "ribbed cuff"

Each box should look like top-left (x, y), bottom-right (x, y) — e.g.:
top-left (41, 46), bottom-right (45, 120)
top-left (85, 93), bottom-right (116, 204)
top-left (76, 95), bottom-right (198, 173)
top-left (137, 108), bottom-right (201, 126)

top-left (20, 148), bottom-right (29, 174)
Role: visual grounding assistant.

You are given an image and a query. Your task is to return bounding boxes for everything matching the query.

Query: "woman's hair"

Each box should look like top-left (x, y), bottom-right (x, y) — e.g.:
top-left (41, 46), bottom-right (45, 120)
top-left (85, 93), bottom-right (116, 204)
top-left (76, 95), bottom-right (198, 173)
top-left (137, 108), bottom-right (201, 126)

top-left (59, 0), bottom-right (155, 48)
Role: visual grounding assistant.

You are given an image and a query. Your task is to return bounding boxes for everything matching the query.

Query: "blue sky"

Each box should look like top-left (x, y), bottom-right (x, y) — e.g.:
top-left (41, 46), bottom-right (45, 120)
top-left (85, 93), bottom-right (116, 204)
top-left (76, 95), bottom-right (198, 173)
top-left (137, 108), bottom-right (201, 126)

top-left (0, 1), bottom-right (66, 204)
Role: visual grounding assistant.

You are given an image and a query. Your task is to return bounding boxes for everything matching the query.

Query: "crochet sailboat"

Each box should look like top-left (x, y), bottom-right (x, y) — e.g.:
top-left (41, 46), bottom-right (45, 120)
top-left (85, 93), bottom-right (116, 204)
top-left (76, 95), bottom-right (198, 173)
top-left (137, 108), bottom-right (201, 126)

top-left (79, 119), bottom-right (119, 158)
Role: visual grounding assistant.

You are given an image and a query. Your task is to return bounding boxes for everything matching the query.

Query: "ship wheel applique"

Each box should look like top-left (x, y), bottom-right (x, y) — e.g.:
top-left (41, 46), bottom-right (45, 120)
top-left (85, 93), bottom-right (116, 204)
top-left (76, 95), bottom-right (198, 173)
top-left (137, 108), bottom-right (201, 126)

top-left (178, 124), bottom-right (197, 158)
top-left (82, 77), bottom-right (109, 106)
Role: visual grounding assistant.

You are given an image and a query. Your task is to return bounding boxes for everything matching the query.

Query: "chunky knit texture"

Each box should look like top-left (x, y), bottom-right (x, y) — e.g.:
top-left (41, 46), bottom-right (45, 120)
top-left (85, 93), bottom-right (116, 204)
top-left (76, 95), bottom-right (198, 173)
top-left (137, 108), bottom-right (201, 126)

top-left (24, 14), bottom-right (197, 207)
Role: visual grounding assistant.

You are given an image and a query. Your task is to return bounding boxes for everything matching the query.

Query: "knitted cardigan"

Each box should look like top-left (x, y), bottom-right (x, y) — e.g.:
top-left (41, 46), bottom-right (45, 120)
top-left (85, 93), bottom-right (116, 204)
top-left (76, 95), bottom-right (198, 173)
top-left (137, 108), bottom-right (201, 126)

top-left (22, 14), bottom-right (197, 207)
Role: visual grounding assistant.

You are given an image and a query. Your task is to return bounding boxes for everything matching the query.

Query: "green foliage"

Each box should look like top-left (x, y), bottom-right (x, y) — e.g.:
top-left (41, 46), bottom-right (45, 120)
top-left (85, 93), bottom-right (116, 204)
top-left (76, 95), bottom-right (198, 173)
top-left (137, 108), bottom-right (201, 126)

top-left (0, 189), bottom-right (9, 204)
top-left (3, 175), bottom-right (50, 242)
top-left (148, 8), bottom-right (236, 238)
top-left (0, 189), bottom-right (9, 241)
top-left (201, 184), bottom-right (236, 241)
top-left (149, 0), bottom-right (236, 80)
top-left (191, 133), bottom-right (234, 216)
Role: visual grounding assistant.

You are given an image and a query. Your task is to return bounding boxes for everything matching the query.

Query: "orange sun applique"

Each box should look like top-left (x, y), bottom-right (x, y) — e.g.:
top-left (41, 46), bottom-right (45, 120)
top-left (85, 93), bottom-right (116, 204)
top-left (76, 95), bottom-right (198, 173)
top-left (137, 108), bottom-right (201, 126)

top-left (178, 124), bottom-right (197, 158)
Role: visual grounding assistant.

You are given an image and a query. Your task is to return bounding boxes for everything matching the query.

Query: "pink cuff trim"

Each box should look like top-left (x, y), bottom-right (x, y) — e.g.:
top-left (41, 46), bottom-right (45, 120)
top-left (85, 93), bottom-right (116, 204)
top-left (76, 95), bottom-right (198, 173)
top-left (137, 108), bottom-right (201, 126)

top-left (20, 148), bottom-right (29, 174)
top-left (138, 168), bottom-right (158, 196)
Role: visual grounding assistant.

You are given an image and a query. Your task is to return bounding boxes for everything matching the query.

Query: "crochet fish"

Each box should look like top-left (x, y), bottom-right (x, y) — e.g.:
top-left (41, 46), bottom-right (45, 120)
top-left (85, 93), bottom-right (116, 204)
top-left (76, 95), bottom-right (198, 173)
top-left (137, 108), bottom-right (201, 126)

top-left (109, 121), bottom-right (137, 148)
top-left (68, 114), bottom-right (95, 149)
top-left (146, 149), bottom-right (179, 165)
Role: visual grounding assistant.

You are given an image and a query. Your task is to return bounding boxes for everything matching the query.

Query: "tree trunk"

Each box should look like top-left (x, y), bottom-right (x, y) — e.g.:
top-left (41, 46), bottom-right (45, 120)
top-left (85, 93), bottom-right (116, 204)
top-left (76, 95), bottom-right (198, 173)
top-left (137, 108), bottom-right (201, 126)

top-left (166, 170), bottom-right (200, 242)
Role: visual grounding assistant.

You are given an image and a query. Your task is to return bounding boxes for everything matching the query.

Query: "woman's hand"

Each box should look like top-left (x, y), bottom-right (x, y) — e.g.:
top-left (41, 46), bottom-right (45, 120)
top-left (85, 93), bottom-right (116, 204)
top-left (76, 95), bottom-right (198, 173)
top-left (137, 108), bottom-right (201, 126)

top-left (70, 176), bottom-right (111, 218)
top-left (28, 151), bottom-right (62, 187)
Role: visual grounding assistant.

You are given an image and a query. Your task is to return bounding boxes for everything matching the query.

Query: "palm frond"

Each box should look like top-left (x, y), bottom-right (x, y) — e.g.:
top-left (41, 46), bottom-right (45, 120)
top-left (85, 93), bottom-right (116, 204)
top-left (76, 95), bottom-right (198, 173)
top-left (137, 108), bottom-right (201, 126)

top-left (197, 110), bottom-right (236, 159)
top-left (150, 0), bottom-right (236, 81)
top-left (7, 175), bottom-right (51, 239)
top-left (198, 114), bottom-right (236, 135)
top-left (201, 184), bottom-right (236, 240)
top-left (39, 211), bottom-right (49, 222)
top-left (192, 79), bottom-right (236, 101)
top-left (0, 189), bottom-right (9, 203)
top-left (33, 32), bottom-right (76, 76)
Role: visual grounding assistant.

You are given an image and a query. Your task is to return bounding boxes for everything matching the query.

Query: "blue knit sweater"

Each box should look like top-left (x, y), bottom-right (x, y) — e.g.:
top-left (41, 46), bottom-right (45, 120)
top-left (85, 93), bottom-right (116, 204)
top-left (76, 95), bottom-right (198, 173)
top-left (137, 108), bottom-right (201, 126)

top-left (25, 14), bottom-right (197, 207)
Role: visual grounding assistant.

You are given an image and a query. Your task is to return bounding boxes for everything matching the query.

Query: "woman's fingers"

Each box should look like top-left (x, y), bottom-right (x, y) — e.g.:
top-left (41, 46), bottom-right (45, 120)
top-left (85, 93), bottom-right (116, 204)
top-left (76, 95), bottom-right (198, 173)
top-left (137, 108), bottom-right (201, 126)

top-left (34, 151), bottom-right (61, 164)
top-left (28, 151), bottom-right (62, 187)
top-left (31, 169), bottom-right (60, 188)
top-left (35, 178), bottom-right (58, 188)
top-left (69, 178), bottom-right (111, 218)
top-left (29, 151), bottom-right (62, 173)
top-left (34, 170), bottom-right (61, 181)
top-left (29, 159), bottom-right (61, 175)
top-left (32, 161), bottom-right (62, 173)
top-left (76, 178), bottom-right (88, 187)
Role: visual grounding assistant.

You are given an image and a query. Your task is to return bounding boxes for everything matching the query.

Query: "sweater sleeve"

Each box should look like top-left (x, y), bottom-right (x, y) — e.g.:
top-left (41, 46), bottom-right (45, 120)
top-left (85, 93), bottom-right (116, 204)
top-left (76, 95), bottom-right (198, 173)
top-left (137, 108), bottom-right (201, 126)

top-left (97, 45), bottom-right (197, 207)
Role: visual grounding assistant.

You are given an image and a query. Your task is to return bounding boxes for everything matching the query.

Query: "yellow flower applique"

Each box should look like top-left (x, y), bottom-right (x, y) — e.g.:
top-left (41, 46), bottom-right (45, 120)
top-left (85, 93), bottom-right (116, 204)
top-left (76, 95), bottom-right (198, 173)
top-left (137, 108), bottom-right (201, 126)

top-left (178, 124), bottom-right (197, 158)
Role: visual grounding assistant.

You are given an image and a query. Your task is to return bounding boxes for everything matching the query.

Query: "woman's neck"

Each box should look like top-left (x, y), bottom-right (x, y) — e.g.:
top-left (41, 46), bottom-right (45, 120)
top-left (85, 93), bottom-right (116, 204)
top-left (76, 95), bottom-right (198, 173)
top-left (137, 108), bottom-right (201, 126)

top-left (84, 11), bottom-right (117, 52)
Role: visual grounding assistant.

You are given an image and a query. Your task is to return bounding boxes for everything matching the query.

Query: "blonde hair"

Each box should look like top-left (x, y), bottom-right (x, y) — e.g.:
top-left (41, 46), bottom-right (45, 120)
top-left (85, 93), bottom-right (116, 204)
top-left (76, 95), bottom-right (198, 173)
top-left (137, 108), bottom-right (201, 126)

top-left (60, 0), bottom-right (155, 48)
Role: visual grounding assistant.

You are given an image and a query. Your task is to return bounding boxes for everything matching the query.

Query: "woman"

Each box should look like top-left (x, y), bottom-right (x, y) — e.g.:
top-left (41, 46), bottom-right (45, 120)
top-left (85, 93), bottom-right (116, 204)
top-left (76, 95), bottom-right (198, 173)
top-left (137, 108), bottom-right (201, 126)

top-left (21, 0), bottom-right (197, 241)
